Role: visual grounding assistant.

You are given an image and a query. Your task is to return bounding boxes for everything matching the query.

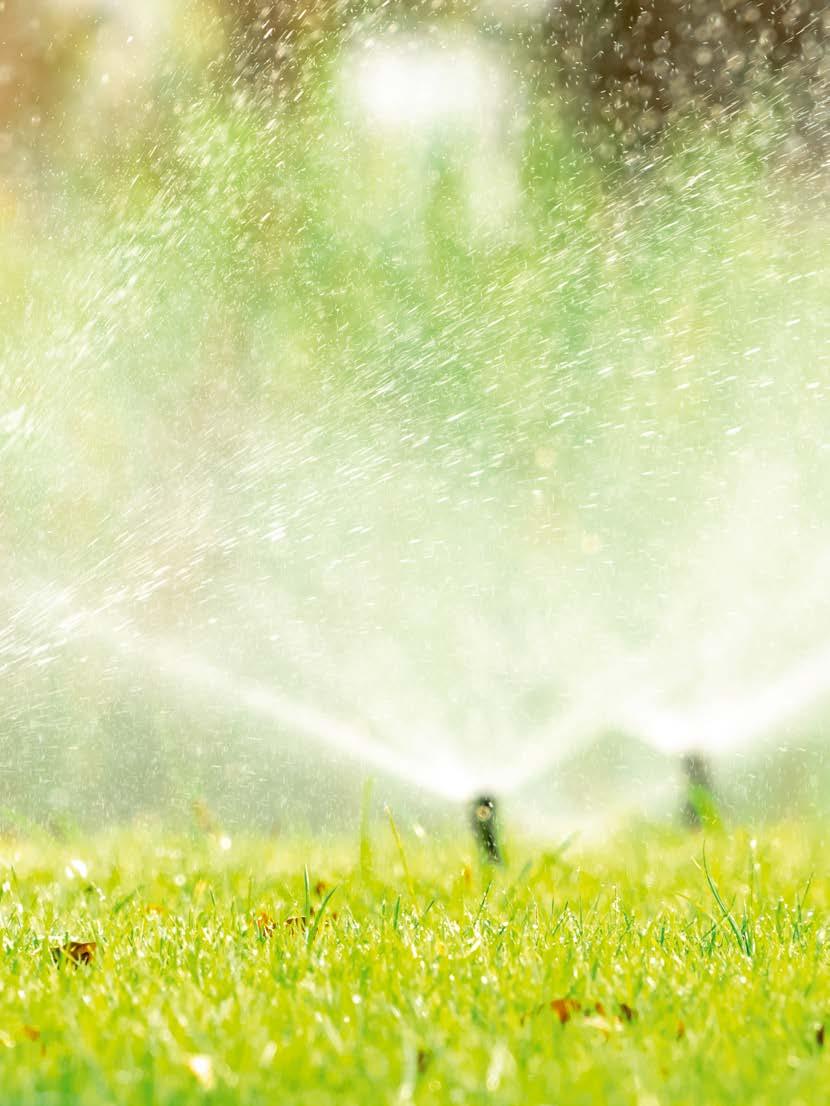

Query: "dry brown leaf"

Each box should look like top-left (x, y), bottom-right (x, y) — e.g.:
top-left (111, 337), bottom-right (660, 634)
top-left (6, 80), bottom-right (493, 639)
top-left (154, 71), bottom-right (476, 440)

top-left (51, 941), bottom-right (97, 966)
top-left (284, 915), bottom-right (308, 932)
top-left (551, 998), bottom-right (582, 1024)
top-left (255, 911), bottom-right (276, 937)
top-left (22, 1025), bottom-right (40, 1042)
top-left (67, 941), bottom-right (96, 965)
top-left (549, 997), bottom-right (636, 1031)
top-left (416, 1048), bottom-right (433, 1074)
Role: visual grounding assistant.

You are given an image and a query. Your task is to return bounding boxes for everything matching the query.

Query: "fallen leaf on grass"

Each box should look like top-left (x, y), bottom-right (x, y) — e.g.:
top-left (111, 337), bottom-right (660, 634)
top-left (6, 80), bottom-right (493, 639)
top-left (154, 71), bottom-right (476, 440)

top-left (22, 1026), bottom-right (40, 1042)
top-left (550, 998), bottom-right (636, 1030)
top-left (283, 906), bottom-right (338, 934)
top-left (50, 941), bottom-right (97, 966)
top-left (817, 1023), bottom-right (825, 1047)
top-left (417, 1048), bottom-right (433, 1075)
top-left (255, 911), bottom-right (276, 937)
top-left (551, 998), bottom-right (581, 1024)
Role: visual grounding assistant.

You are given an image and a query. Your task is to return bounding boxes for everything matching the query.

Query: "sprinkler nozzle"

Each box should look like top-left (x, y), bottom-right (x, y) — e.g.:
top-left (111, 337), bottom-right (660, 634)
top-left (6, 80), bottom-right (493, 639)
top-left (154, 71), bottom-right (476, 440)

top-left (681, 752), bottom-right (719, 830)
top-left (470, 795), bottom-right (503, 864)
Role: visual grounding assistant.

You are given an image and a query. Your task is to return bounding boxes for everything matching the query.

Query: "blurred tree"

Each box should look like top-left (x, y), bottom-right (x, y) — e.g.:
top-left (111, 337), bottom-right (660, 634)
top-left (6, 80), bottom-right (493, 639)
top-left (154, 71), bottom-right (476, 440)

top-left (204, 0), bottom-right (345, 88)
top-left (0, 0), bottom-right (100, 143)
top-left (201, 0), bottom-right (826, 149)
top-left (537, 0), bottom-right (828, 146)
top-left (3, 0), bottom-right (823, 155)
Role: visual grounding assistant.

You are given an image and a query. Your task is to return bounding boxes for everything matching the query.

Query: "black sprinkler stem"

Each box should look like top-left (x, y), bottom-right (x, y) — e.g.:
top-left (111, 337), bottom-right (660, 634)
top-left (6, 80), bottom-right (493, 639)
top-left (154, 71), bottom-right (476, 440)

top-left (470, 795), bottom-right (503, 864)
top-left (681, 751), bottom-right (717, 830)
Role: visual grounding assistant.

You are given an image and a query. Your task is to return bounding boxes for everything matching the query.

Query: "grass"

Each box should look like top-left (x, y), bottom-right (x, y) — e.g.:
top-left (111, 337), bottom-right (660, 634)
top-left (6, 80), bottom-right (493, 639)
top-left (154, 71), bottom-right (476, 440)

top-left (0, 819), bottom-right (827, 1104)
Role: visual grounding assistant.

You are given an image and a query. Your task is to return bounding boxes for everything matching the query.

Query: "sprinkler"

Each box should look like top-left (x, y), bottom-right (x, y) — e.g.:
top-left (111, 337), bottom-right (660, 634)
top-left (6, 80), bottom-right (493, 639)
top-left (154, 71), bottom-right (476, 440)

top-left (470, 795), bottom-right (503, 864)
top-left (681, 752), bottom-right (718, 829)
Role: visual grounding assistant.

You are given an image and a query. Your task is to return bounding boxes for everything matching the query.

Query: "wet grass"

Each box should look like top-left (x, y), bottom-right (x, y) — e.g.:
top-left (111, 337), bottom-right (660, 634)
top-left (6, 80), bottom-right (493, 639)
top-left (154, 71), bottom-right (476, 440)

top-left (0, 820), bottom-right (827, 1104)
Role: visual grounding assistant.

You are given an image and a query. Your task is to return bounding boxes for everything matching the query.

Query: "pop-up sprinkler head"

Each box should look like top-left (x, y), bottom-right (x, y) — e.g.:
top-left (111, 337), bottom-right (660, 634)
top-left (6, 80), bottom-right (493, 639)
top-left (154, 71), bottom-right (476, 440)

top-left (681, 752), bottom-right (718, 829)
top-left (470, 795), bottom-right (503, 864)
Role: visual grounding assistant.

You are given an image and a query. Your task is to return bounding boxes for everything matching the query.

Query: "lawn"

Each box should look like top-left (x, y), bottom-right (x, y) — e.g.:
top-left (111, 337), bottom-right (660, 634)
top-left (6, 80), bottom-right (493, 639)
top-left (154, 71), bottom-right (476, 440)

top-left (0, 819), bottom-right (826, 1104)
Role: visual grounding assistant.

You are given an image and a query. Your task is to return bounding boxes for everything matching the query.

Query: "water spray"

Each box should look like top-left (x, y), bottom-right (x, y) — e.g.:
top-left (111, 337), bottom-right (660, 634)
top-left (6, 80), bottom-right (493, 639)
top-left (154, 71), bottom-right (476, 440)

top-left (0, 575), bottom-right (473, 804)
top-left (470, 795), bottom-right (503, 864)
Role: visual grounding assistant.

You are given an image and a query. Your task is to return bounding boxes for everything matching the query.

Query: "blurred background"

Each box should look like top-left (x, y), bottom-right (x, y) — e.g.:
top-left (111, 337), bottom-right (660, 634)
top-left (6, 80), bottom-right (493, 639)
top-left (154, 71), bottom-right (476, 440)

top-left (0, 0), bottom-right (828, 836)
